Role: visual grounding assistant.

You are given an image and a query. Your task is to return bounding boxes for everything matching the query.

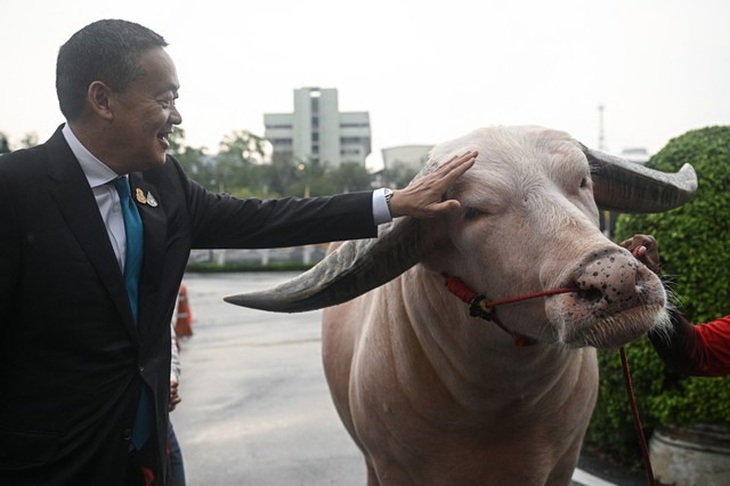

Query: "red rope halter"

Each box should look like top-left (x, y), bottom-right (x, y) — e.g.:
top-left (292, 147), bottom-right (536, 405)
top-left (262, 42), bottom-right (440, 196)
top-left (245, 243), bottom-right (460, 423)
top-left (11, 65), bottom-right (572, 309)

top-left (443, 274), bottom-right (576, 346)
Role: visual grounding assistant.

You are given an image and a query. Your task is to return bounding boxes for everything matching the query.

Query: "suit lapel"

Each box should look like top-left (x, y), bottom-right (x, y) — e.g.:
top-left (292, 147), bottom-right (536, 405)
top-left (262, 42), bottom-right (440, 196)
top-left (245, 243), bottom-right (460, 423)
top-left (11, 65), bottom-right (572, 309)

top-left (129, 173), bottom-right (167, 344)
top-left (45, 130), bottom-right (139, 339)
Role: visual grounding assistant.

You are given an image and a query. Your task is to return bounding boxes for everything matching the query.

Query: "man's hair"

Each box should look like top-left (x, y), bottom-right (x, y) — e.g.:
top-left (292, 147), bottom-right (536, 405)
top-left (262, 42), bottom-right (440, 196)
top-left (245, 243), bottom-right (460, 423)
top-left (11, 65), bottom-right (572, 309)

top-left (56, 19), bottom-right (168, 121)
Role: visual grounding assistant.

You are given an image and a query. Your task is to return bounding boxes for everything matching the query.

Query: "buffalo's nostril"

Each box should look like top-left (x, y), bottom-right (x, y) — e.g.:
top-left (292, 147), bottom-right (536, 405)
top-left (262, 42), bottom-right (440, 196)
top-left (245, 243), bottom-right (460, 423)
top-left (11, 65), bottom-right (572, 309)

top-left (578, 286), bottom-right (602, 302)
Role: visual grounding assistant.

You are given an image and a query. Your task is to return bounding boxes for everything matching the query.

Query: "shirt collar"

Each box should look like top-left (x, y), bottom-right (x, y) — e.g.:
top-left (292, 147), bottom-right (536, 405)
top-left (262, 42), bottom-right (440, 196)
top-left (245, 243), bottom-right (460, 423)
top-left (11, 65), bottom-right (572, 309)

top-left (62, 123), bottom-right (120, 188)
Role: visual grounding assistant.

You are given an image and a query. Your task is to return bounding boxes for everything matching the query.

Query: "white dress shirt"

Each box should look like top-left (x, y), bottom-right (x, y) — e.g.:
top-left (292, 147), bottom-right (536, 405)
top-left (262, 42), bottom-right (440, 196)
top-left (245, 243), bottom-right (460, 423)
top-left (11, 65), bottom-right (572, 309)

top-left (372, 187), bottom-right (393, 225)
top-left (62, 124), bottom-right (129, 272)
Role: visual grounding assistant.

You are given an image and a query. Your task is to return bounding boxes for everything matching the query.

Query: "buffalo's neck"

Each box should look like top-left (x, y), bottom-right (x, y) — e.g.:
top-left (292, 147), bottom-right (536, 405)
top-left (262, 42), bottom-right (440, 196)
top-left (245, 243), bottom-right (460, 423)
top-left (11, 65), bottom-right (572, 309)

top-left (376, 266), bottom-right (598, 420)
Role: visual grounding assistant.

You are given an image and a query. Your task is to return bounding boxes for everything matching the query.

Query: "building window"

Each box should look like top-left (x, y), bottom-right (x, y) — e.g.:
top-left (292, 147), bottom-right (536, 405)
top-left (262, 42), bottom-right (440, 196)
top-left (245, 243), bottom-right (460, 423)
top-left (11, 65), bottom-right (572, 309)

top-left (310, 96), bottom-right (319, 114)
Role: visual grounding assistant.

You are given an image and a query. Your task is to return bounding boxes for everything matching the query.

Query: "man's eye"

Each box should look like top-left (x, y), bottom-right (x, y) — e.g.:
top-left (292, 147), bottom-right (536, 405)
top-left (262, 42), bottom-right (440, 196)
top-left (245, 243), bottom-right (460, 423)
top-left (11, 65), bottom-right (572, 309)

top-left (464, 207), bottom-right (484, 220)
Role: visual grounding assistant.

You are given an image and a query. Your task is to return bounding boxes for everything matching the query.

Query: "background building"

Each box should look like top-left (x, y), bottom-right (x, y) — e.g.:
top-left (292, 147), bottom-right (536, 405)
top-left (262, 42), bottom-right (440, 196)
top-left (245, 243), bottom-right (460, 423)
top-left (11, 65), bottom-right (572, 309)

top-left (620, 147), bottom-right (651, 165)
top-left (264, 87), bottom-right (371, 168)
top-left (381, 145), bottom-right (433, 173)
top-left (380, 144), bottom-right (433, 188)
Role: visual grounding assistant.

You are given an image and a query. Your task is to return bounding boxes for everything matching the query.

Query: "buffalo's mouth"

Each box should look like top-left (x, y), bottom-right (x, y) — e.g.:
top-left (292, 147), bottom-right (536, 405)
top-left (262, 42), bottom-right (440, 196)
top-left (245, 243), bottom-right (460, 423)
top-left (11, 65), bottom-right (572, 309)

top-left (539, 248), bottom-right (669, 349)
top-left (559, 302), bottom-right (669, 349)
top-left (545, 286), bottom-right (669, 349)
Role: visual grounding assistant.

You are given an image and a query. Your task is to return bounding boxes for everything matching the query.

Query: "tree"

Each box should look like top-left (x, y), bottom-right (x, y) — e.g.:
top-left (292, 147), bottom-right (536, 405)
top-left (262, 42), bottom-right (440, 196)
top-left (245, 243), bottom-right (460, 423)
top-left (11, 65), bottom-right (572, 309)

top-left (167, 126), bottom-right (214, 189)
top-left (324, 162), bottom-right (373, 194)
top-left (586, 126), bottom-right (730, 468)
top-left (383, 164), bottom-right (420, 189)
top-left (219, 130), bottom-right (267, 165)
top-left (215, 130), bottom-right (268, 193)
top-left (0, 132), bottom-right (10, 154)
top-left (267, 152), bottom-right (301, 196)
top-left (286, 157), bottom-right (328, 196)
top-left (20, 132), bottom-right (38, 148)
top-left (167, 126), bottom-right (188, 155)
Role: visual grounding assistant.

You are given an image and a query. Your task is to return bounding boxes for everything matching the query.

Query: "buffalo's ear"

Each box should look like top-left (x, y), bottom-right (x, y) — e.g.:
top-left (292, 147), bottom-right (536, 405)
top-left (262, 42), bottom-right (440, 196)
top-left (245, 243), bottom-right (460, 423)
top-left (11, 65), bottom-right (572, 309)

top-left (583, 145), bottom-right (697, 213)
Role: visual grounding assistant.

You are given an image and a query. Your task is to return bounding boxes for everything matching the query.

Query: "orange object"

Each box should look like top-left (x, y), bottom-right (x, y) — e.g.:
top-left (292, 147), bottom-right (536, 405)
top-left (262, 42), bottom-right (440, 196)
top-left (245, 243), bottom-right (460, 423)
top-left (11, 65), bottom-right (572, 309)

top-left (175, 284), bottom-right (193, 338)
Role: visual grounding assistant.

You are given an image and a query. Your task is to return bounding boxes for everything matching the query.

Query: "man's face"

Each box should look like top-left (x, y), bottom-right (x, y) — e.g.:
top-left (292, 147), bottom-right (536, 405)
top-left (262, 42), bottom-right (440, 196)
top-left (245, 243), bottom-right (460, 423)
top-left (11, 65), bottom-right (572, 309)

top-left (109, 47), bottom-right (182, 172)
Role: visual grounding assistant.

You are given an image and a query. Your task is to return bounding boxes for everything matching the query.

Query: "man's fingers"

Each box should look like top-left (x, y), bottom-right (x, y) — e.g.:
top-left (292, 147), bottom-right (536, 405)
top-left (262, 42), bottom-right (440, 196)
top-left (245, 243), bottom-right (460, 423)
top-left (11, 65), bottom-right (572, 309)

top-left (440, 151), bottom-right (477, 176)
top-left (423, 151), bottom-right (477, 213)
top-left (429, 199), bottom-right (461, 214)
top-left (389, 150), bottom-right (476, 219)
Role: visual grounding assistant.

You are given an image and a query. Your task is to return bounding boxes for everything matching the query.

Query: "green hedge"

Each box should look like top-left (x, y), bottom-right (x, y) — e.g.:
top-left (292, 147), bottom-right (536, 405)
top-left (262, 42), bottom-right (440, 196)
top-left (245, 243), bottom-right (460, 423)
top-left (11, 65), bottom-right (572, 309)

top-left (586, 126), bottom-right (730, 469)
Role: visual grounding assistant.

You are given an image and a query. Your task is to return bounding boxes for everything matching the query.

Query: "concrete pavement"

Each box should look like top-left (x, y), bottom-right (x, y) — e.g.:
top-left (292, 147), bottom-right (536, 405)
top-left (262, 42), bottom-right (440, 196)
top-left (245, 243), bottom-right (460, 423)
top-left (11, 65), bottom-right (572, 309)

top-left (172, 272), bottom-right (641, 485)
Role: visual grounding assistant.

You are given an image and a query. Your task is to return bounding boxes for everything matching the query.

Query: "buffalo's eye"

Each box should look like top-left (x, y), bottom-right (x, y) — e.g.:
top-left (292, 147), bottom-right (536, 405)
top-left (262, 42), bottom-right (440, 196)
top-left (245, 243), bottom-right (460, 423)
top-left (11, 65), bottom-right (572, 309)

top-left (464, 207), bottom-right (483, 220)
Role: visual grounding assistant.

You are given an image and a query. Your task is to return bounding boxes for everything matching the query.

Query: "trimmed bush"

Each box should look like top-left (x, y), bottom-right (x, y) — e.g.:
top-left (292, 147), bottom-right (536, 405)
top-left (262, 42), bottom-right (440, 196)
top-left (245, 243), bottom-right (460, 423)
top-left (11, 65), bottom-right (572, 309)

top-left (586, 126), bottom-right (730, 468)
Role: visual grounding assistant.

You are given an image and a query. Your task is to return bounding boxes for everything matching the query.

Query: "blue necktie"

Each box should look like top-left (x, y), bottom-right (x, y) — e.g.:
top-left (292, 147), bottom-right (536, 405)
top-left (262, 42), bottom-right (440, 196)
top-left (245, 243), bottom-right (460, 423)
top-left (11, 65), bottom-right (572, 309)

top-left (113, 177), bottom-right (152, 449)
top-left (113, 177), bottom-right (143, 322)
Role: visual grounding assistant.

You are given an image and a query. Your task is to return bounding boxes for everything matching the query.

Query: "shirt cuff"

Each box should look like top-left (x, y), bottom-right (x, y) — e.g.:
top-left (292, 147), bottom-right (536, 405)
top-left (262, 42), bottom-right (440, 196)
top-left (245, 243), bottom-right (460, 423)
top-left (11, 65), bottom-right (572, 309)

top-left (372, 188), bottom-right (393, 225)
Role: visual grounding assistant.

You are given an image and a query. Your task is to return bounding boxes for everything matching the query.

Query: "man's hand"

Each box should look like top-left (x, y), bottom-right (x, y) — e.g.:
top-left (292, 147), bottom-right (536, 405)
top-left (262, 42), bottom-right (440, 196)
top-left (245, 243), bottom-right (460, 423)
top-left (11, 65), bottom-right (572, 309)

top-left (388, 150), bottom-right (477, 219)
top-left (169, 379), bottom-right (182, 412)
top-left (620, 234), bottom-right (660, 274)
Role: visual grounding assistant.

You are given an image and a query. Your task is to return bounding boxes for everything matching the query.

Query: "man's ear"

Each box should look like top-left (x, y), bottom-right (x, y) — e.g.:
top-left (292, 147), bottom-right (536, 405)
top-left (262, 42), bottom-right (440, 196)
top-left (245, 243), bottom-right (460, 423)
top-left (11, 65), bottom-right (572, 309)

top-left (87, 81), bottom-right (114, 121)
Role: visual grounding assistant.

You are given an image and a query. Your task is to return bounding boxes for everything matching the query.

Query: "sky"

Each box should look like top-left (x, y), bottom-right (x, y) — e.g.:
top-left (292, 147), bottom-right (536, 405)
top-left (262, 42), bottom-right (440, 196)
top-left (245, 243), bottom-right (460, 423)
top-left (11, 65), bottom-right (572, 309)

top-left (2, 0), bottom-right (729, 170)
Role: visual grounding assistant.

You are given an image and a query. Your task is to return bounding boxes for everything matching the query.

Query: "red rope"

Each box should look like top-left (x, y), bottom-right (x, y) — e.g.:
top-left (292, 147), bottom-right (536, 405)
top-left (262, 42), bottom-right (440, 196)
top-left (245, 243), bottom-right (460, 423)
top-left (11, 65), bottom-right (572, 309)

top-left (443, 275), bottom-right (575, 308)
top-left (444, 276), bottom-right (478, 303)
top-left (443, 275), bottom-right (577, 347)
top-left (620, 346), bottom-right (656, 486)
top-left (479, 287), bottom-right (577, 308)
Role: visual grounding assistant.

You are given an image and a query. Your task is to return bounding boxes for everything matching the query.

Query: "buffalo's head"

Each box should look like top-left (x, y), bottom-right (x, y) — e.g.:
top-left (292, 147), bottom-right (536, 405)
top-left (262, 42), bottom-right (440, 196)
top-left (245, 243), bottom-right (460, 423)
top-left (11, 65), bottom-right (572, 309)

top-left (225, 126), bottom-right (696, 348)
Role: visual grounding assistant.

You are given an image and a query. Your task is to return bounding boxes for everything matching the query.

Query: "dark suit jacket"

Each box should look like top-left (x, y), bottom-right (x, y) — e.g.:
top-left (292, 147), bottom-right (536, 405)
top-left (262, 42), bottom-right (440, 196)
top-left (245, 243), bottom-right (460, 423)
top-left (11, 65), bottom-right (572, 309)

top-left (0, 127), bottom-right (377, 485)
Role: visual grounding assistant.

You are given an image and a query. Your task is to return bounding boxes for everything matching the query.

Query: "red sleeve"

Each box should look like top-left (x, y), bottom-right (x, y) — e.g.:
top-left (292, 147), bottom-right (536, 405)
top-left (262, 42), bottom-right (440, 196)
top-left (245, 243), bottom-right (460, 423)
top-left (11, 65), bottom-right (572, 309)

top-left (693, 316), bottom-right (730, 376)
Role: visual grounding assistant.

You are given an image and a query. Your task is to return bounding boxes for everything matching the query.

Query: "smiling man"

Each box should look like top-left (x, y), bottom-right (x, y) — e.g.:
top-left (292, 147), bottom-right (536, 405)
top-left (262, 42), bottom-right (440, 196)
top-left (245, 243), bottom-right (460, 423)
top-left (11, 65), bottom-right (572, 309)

top-left (0, 19), bottom-right (475, 485)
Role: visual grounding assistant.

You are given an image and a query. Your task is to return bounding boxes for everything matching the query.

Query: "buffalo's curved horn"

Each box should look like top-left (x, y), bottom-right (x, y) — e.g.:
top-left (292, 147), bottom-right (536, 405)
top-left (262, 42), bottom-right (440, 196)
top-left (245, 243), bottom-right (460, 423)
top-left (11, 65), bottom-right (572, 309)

top-left (584, 146), bottom-right (698, 213)
top-left (224, 216), bottom-right (439, 312)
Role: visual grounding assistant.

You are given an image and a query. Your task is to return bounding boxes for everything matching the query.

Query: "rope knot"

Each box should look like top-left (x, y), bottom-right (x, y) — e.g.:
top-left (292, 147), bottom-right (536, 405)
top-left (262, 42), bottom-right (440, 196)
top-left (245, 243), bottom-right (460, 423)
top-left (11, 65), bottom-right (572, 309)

top-left (469, 296), bottom-right (496, 320)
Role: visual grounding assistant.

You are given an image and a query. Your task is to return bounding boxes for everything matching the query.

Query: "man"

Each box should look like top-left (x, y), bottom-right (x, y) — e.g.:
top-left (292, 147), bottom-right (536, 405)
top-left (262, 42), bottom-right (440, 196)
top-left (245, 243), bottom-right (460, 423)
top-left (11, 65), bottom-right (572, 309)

top-left (0, 19), bottom-right (476, 485)
top-left (622, 234), bottom-right (730, 377)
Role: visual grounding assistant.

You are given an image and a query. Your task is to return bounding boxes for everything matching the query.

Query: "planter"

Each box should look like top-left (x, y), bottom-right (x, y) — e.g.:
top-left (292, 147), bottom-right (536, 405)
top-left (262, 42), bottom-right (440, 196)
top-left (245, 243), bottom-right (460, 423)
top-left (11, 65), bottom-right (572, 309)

top-left (649, 424), bottom-right (730, 485)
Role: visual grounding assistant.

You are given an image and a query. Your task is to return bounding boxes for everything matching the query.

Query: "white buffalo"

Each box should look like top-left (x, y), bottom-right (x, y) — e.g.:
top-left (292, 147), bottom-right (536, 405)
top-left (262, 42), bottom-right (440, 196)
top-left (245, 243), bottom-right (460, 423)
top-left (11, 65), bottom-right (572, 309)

top-left (226, 126), bottom-right (697, 485)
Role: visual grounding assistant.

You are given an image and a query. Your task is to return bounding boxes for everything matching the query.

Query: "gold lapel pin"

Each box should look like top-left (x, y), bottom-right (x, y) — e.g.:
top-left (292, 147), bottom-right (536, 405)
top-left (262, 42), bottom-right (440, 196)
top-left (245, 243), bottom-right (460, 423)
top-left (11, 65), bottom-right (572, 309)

top-left (135, 188), bottom-right (147, 204)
